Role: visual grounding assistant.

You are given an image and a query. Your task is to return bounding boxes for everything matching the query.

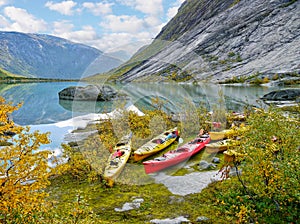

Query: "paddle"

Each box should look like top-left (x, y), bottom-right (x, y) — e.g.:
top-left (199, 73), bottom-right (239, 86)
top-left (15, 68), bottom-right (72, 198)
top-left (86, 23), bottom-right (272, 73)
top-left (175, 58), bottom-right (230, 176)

top-left (178, 137), bottom-right (184, 144)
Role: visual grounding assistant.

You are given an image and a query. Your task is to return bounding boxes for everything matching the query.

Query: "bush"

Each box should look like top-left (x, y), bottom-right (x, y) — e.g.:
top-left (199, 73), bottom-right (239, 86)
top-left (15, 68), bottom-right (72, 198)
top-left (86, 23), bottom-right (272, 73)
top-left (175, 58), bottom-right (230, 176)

top-left (0, 97), bottom-right (62, 223)
top-left (217, 107), bottom-right (300, 223)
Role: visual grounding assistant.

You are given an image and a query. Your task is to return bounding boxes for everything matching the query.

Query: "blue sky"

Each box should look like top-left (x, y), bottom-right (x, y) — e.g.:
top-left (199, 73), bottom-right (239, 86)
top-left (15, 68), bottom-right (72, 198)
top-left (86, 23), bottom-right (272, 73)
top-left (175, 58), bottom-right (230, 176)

top-left (0, 0), bottom-right (184, 54)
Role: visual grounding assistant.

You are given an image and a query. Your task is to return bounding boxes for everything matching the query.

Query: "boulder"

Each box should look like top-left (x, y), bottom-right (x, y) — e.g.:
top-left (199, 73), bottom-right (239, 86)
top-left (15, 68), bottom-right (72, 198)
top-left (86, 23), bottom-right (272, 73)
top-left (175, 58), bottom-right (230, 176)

top-left (196, 216), bottom-right (210, 222)
top-left (168, 196), bottom-right (185, 204)
top-left (150, 216), bottom-right (190, 224)
top-left (58, 85), bottom-right (127, 101)
top-left (198, 160), bottom-right (216, 170)
top-left (114, 198), bottom-right (144, 212)
top-left (261, 89), bottom-right (300, 101)
top-left (212, 157), bottom-right (220, 163)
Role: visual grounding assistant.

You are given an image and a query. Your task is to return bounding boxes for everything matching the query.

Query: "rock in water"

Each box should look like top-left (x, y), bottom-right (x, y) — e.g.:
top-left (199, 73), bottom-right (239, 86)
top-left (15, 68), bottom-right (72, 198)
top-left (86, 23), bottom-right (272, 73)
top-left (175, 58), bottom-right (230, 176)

top-left (58, 85), bottom-right (127, 101)
top-left (261, 89), bottom-right (300, 101)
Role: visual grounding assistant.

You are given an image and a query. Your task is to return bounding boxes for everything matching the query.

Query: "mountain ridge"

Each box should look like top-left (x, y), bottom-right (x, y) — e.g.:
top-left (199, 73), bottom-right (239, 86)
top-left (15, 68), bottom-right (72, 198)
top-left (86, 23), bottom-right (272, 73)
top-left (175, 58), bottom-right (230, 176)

top-left (0, 31), bottom-right (123, 79)
top-left (94, 0), bottom-right (300, 84)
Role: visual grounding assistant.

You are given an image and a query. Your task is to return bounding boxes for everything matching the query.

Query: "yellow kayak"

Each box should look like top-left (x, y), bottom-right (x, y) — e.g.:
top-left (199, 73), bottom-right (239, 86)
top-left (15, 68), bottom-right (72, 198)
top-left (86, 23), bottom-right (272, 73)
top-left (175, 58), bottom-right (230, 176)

top-left (205, 139), bottom-right (239, 154)
top-left (103, 133), bottom-right (132, 187)
top-left (133, 127), bottom-right (179, 161)
top-left (208, 129), bottom-right (234, 140)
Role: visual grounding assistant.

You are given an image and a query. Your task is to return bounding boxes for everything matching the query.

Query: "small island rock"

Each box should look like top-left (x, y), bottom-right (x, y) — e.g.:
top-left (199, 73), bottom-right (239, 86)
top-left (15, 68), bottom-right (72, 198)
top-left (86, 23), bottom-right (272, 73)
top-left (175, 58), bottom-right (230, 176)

top-left (58, 84), bottom-right (127, 101)
top-left (261, 89), bottom-right (300, 101)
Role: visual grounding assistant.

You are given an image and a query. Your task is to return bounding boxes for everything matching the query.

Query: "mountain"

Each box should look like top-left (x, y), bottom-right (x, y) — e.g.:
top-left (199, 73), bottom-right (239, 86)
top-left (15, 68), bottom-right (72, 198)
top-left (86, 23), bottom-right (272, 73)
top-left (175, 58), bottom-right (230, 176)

top-left (0, 67), bottom-right (23, 79)
top-left (96, 0), bottom-right (300, 83)
top-left (0, 31), bottom-right (123, 79)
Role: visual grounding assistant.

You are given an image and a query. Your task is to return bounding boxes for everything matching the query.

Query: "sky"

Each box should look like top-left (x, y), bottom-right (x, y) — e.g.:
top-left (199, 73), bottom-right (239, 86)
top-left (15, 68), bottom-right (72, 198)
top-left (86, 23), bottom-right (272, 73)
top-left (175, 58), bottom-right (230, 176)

top-left (0, 0), bottom-right (185, 55)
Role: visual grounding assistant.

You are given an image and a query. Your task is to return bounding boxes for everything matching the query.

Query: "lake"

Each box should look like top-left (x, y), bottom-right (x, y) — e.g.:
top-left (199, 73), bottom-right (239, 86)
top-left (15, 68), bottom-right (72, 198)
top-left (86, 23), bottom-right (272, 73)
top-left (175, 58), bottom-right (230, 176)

top-left (0, 81), bottom-right (296, 152)
top-left (0, 82), bottom-right (275, 125)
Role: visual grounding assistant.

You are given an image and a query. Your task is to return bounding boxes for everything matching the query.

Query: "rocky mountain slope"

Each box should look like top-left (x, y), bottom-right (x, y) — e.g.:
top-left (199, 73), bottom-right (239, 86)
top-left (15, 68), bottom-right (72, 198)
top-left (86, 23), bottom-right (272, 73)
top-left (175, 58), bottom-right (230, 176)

top-left (102, 0), bottom-right (300, 83)
top-left (0, 31), bottom-right (122, 79)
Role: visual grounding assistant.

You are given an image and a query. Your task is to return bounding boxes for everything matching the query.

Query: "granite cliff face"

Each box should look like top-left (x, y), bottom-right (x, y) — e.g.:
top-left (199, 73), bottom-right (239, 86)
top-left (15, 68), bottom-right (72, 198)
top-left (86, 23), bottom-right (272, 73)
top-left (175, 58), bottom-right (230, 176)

top-left (112, 0), bottom-right (300, 83)
top-left (0, 31), bottom-right (122, 79)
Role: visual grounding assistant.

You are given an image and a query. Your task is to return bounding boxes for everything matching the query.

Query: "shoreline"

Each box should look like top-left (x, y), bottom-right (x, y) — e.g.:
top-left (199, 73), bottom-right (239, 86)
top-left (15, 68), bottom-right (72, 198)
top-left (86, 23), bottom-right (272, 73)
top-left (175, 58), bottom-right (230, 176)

top-left (0, 78), bottom-right (80, 84)
top-left (29, 104), bottom-right (224, 196)
top-left (29, 104), bottom-right (145, 151)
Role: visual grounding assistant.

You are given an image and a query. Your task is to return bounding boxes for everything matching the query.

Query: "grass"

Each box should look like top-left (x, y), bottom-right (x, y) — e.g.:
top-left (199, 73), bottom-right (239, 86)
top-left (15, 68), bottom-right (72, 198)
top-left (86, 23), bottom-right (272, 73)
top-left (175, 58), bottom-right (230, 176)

top-left (46, 163), bottom-right (230, 223)
top-left (43, 106), bottom-right (300, 223)
top-left (280, 0), bottom-right (298, 8)
top-left (45, 132), bottom-right (229, 223)
top-left (279, 104), bottom-right (300, 115)
top-left (230, 0), bottom-right (241, 8)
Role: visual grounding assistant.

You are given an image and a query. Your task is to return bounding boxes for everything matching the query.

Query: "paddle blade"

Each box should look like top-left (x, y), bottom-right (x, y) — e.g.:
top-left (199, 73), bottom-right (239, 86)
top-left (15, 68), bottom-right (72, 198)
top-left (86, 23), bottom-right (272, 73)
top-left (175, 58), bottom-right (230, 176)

top-left (178, 137), bottom-right (183, 144)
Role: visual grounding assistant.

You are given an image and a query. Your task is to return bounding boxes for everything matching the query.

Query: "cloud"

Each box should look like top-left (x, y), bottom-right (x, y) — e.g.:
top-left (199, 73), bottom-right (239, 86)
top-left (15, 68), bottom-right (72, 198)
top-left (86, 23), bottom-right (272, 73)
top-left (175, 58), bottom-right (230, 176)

top-left (175, 0), bottom-right (186, 4)
top-left (0, 0), bottom-right (185, 56)
top-left (45, 1), bottom-right (77, 16)
top-left (117, 0), bottom-right (163, 16)
top-left (166, 6), bottom-right (179, 21)
top-left (82, 2), bottom-right (113, 16)
top-left (52, 22), bottom-right (97, 43)
top-left (52, 16), bottom-right (154, 54)
top-left (50, 18), bottom-right (150, 54)
top-left (90, 32), bottom-right (152, 54)
top-left (100, 15), bottom-right (145, 33)
top-left (167, 0), bottom-right (185, 20)
top-left (0, 15), bottom-right (9, 27)
top-left (144, 16), bottom-right (161, 27)
top-left (2, 6), bottom-right (47, 33)
top-left (52, 20), bottom-right (74, 34)
top-left (0, 0), bottom-right (9, 7)
top-left (63, 26), bottom-right (97, 42)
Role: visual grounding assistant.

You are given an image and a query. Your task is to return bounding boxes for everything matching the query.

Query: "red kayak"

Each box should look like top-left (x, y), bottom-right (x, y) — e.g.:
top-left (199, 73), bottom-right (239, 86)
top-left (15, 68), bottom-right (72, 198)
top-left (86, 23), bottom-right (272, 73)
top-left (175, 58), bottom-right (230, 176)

top-left (143, 135), bottom-right (210, 174)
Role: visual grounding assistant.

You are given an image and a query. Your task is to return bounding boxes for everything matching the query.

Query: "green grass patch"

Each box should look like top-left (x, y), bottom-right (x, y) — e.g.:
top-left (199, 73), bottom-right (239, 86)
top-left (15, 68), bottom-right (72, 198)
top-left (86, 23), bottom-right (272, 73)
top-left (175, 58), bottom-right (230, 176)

top-left (280, 0), bottom-right (298, 8)
top-left (44, 104), bottom-right (300, 224)
top-left (46, 173), bottom-right (228, 223)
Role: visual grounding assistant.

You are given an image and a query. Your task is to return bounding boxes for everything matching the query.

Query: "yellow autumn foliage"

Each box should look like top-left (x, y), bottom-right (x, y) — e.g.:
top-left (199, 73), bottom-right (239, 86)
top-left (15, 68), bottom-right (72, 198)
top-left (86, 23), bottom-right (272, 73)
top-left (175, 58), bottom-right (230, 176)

top-left (0, 97), bottom-right (61, 223)
top-left (219, 106), bottom-right (300, 222)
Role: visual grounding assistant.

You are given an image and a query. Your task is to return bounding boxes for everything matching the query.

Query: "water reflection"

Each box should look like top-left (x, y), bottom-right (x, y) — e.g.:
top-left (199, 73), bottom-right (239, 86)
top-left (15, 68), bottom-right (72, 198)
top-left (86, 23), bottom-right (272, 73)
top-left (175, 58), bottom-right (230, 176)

top-left (0, 81), bottom-right (296, 126)
top-left (58, 99), bottom-right (114, 113)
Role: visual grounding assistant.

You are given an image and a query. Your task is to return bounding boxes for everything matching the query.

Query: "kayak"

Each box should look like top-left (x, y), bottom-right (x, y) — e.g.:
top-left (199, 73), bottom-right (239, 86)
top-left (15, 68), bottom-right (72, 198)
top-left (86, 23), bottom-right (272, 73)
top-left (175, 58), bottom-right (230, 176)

top-left (205, 139), bottom-right (239, 154)
top-left (208, 129), bottom-right (234, 140)
top-left (143, 134), bottom-right (210, 174)
top-left (103, 133), bottom-right (132, 187)
top-left (133, 127), bottom-right (179, 162)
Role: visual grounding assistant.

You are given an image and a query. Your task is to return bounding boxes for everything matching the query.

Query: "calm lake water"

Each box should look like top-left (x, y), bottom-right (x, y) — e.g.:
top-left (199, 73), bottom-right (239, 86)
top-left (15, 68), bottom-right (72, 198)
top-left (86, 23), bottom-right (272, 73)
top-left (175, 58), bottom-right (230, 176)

top-left (0, 81), bottom-right (297, 151)
top-left (0, 81), bottom-right (289, 125)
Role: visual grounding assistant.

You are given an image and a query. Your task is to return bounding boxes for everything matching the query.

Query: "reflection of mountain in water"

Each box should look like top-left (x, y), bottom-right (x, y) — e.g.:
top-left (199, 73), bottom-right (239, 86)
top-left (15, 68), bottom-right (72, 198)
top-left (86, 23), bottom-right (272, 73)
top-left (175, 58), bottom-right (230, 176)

top-left (0, 82), bottom-right (126, 125)
top-left (0, 82), bottom-right (74, 125)
top-left (0, 81), bottom-right (292, 126)
top-left (122, 83), bottom-right (277, 113)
